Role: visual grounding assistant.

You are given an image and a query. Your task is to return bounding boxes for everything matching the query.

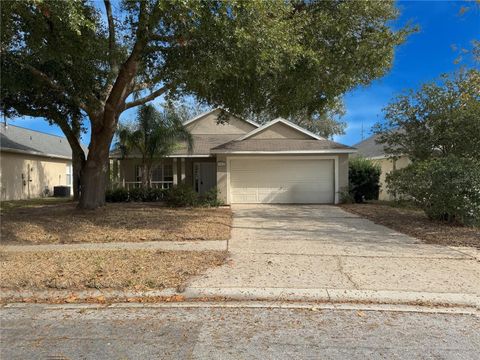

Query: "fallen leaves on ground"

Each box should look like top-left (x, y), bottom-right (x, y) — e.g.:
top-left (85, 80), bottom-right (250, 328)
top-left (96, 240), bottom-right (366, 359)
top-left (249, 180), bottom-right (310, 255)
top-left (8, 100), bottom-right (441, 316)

top-left (0, 202), bottom-right (232, 244)
top-left (0, 249), bottom-right (227, 291)
top-left (341, 203), bottom-right (479, 249)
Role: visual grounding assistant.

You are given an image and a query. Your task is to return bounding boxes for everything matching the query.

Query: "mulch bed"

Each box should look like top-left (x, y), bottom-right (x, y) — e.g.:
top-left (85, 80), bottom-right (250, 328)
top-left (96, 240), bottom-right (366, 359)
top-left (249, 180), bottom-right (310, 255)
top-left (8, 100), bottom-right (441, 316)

top-left (340, 203), bottom-right (479, 249)
top-left (0, 202), bottom-right (232, 245)
top-left (0, 249), bottom-right (227, 291)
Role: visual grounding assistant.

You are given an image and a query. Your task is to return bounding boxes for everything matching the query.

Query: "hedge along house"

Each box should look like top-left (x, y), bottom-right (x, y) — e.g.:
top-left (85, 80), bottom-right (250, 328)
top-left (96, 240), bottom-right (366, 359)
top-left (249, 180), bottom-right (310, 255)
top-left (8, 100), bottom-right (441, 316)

top-left (0, 123), bottom-right (87, 200)
top-left (109, 109), bottom-right (356, 204)
top-left (354, 133), bottom-right (410, 201)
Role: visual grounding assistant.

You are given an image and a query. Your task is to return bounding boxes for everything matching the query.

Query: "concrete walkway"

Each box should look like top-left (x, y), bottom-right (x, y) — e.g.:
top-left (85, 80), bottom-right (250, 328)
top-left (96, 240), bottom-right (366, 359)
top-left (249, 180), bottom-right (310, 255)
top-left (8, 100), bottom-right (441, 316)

top-left (0, 240), bottom-right (227, 252)
top-left (188, 205), bottom-right (480, 306)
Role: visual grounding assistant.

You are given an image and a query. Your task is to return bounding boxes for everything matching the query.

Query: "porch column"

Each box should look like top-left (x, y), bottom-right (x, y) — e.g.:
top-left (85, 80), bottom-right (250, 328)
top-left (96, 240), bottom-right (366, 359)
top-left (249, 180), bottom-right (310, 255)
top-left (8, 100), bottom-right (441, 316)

top-left (180, 158), bottom-right (186, 183)
top-left (173, 158), bottom-right (178, 185)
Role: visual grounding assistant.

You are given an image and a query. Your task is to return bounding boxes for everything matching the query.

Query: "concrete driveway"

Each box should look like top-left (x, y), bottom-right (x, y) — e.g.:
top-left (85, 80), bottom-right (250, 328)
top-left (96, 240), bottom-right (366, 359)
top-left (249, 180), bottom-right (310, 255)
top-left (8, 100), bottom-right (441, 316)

top-left (189, 205), bottom-right (480, 305)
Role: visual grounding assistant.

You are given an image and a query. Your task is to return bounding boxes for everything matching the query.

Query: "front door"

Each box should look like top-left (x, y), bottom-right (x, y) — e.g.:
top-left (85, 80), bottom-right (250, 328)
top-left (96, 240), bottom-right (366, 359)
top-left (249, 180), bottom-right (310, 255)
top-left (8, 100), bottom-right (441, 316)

top-left (194, 162), bottom-right (216, 194)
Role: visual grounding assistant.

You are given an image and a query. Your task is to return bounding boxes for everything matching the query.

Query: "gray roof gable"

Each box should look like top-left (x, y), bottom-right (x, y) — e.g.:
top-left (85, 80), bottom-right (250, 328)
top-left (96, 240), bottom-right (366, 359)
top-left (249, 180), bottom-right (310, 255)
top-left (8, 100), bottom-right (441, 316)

top-left (0, 124), bottom-right (87, 159)
top-left (354, 133), bottom-right (388, 158)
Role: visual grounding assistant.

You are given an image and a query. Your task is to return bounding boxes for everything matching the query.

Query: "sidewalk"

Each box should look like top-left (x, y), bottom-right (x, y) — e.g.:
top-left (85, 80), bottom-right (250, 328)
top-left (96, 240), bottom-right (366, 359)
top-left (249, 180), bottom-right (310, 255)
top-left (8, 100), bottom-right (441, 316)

top-left (0, 240), bottom-right (227, 252)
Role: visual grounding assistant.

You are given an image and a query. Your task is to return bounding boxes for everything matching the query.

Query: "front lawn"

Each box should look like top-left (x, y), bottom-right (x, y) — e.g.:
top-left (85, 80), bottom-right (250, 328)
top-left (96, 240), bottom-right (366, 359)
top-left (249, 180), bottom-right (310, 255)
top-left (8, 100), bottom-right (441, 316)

top-left (0, 202), bottom-right (232, 245)
top-left (341, 202), bottom-right (479, 249)
top-left (0, 197), bottom-right (73, 213)
top-left (0, 249), bottom-right (226, 291)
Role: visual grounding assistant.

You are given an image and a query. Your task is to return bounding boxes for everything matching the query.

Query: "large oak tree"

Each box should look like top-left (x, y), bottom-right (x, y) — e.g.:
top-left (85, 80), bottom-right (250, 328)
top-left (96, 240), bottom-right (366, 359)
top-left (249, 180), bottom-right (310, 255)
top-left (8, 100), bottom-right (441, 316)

top-left (1, 0), bottom-right (410, 209)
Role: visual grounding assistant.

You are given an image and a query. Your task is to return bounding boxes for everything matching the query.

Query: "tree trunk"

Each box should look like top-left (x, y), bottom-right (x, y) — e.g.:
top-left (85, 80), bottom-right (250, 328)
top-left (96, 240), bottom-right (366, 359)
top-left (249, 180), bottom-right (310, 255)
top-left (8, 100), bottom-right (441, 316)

top-left (146, 164), bottom-right (153, 189)
top-left (55, 115), bottom-right (86, 201)
top-left (78, 119), bottom-right (116, 209)
top-left (72, 148), bottom-right (86, 201)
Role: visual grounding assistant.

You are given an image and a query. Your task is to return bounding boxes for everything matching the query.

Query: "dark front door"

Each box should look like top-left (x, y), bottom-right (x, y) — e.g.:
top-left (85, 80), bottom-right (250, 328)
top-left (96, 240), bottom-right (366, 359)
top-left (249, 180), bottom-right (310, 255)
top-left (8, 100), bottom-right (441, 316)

top-left (194, 162), bottom-right (216, 194)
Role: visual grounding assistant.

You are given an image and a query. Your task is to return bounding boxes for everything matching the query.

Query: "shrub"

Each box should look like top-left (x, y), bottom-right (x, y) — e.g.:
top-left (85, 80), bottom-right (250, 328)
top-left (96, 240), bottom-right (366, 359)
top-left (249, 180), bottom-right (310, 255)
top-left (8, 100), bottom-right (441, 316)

top-left (164, 185), bottom-right (224, 207)
top-left (339, 186), bottom-right (355, 204)
top-left (128, 187), bottom-right (146, 202)
top-left (105, 187), bottom-right (166, 202)
top-left (106, 184), bottom-right (222, 207)
top-left (143, 188), bottom-right (166, 202)
top-left (348, 157), bottom-right (381, 203)
top-left (105, 188), bottom-right (129, 202)
top-left (386, 156), bottom-right (480, 226)
top-left (164, 184), bottom-right (199, 207)
top-left (199, 187), bottom-right (223, 207)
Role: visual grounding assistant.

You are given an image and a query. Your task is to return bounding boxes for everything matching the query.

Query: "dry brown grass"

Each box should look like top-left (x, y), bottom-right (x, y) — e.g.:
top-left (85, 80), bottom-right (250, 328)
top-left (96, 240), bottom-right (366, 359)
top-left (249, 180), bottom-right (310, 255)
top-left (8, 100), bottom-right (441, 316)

top-left (0, 197), bottom-right (73, 213)
top-left (0, 249), bottom-right (226, 290)
top-left (341, 203), bottom-right (480, 249)
top-left (0, 202), bottom-right (232, 244)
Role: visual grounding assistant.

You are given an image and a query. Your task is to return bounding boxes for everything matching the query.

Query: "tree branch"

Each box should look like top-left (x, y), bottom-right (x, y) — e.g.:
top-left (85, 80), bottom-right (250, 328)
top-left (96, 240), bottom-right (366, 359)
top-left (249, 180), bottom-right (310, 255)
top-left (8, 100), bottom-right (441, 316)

top-left (17, 62), bottom-right (98, 118)
top-left (124, 86), bottom-right (168, 110)
top-left (104, 0), bottom-right (116, 65)
top-left (9, 105), bottom-right (85, 158)
top-left (105, 1), bottom-right (149, 111)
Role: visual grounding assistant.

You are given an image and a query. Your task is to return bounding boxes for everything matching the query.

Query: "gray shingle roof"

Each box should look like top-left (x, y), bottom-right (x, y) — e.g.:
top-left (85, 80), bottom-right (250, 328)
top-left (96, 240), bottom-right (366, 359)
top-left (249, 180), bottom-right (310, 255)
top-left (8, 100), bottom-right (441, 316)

top-left (109, 134), bottom-right (242, 158)
top-left (353, 134), bottom-right (387, 158)
top-left (171, 134), bottom-right (241, 155)
top-left (0, 124), bottom-right (87, 159)
top-left (211, 139), bottom-right (356, 153)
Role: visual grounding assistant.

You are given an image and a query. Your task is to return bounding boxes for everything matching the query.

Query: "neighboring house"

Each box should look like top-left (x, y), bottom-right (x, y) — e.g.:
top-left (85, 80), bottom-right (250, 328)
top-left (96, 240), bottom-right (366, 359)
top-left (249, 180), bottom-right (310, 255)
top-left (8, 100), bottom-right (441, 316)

top-left (110, 109), bottom-right (356, 204)
top-left (0, 123), bottom-right (84, 200)
top-left (354, 134), bottom-right (410, 201)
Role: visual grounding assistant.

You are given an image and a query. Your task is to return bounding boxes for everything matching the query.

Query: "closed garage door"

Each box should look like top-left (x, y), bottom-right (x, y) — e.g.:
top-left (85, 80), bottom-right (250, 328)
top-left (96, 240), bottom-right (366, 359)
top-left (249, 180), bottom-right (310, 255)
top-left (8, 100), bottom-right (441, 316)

top-left (230, 158), bottom-right (334, 204)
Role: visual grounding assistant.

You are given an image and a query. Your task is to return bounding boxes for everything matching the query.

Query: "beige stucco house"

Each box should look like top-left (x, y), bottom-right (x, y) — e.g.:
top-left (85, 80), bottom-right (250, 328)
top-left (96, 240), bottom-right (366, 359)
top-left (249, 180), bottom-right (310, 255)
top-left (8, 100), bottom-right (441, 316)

top-left (354, 134), bottom-right (410, 201)
top-left (110, 109), bottom-right (356, 204)
top-left (0, 124), bottom-right (80, 200)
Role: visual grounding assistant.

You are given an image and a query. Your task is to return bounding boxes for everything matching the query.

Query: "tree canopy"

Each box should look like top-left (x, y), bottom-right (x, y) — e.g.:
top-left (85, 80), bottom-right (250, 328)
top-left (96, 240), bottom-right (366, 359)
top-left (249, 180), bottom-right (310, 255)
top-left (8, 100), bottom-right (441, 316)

top-left (1, 0), bottom-right (411, 208)
top-left (374, 69), bottom-right (480, 161)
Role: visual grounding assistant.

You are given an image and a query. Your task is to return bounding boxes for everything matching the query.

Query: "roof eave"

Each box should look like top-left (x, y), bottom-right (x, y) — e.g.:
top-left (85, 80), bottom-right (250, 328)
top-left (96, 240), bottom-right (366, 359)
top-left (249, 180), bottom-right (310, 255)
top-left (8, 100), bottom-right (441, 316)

top-left (0, 147), bottom-right (72, 160)
top-left (210, 149), bottom-right (357, 155)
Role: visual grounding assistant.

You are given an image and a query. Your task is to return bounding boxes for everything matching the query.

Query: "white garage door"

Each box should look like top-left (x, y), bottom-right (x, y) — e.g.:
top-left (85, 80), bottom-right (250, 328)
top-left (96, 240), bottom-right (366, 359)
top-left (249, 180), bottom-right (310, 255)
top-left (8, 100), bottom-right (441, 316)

top-left (230, 158), bottom-right (334, 204)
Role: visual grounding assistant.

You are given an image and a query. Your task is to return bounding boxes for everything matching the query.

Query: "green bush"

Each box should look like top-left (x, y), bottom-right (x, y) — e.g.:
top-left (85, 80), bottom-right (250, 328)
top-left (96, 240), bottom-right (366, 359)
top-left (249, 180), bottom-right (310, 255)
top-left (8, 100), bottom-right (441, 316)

top-left (339, 186), bottom-right (355, 204)
top-left (105, 187), bottom-right (166, 202)
top-left (106, 184), bottom-right (222, 207)
top-left (105, 188), bottom-right (129, 202)
top-left (199, 187), bottom-right (223, 207)
top-left (143, 188), bottom-right (166, 202)
top-left (164, 185), bottom-right (223, 207)
top-left (386, 156), bottom-right (480, 226)
top-left (348, 158), bottom-right (381, 203)
top-left (164, 184), bottom-right (199, 207)
top-left (128, 187), bottom-right (145, 202)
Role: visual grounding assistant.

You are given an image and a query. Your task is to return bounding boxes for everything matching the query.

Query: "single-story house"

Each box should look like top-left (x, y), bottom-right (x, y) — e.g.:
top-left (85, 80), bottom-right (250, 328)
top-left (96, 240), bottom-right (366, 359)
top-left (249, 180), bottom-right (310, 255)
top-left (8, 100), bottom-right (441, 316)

top-left (0, 123), bottom-right (82, 200)
top-left (354, 133), bottom-right (410, 201)
top-left (110, 109), bottom-right (356, 204)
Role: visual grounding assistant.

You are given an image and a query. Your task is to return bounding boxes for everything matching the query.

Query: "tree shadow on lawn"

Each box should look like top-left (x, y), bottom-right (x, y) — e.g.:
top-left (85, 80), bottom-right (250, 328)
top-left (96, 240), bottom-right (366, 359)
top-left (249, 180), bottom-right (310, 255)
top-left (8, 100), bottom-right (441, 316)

top-left (0, 202), bottom-right (232, 245)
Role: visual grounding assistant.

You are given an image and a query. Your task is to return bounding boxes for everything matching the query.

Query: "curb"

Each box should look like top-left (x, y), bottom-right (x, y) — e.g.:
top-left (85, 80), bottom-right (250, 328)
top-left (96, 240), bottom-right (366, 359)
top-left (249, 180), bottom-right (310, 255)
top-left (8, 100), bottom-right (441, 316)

top-left (3, 301), bottom-right (478, 316)
top-left (1, 287), bottom-right (478, 309)
top-left (183, 287), bottom-right (480, 308)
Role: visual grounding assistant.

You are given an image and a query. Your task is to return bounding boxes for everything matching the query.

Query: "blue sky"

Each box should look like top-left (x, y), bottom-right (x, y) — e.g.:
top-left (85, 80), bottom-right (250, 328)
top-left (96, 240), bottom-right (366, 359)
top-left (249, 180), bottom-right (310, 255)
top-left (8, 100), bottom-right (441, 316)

top-left (6, 1), bottom-right (480, 146)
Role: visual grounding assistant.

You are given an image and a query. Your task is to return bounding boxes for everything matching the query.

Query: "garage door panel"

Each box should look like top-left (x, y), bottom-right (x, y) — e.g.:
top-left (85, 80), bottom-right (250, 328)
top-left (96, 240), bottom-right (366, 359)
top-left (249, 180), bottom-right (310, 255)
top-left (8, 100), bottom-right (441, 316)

top-left (230, 159), bottom-right (334, 204)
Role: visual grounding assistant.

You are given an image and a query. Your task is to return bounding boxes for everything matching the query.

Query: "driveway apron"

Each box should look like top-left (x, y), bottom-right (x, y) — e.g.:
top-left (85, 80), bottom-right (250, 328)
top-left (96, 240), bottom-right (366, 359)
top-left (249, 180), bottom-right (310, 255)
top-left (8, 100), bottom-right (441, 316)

top-left (189, 205), bottom-right (480, 299)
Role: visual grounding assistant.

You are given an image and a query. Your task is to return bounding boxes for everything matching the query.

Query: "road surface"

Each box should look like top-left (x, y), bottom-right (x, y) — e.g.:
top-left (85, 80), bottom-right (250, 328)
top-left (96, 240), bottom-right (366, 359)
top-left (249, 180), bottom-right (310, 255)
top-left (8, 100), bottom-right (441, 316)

top-left (1, 303), bottom-right (479, 359)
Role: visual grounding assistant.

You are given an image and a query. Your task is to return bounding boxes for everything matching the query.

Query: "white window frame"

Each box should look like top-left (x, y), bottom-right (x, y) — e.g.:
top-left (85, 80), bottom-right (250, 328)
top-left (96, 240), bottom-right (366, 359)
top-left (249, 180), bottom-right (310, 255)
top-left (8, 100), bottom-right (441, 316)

top-left (66, 164), bottom-right (72, 186)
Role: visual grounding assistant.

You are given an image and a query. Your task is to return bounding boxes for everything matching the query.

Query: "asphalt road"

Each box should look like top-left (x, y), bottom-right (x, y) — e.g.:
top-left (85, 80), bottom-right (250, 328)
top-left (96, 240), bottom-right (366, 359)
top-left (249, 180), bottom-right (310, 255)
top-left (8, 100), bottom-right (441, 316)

top-left (1, 304), bottom-right (479, 359)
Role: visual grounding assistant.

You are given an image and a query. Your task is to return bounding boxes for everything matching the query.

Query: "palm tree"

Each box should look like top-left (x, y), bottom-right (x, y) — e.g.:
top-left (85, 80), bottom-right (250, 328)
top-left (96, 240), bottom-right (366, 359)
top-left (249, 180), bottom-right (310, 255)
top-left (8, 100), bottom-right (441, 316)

top-left (116, 104), bottom-right (193, 188)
